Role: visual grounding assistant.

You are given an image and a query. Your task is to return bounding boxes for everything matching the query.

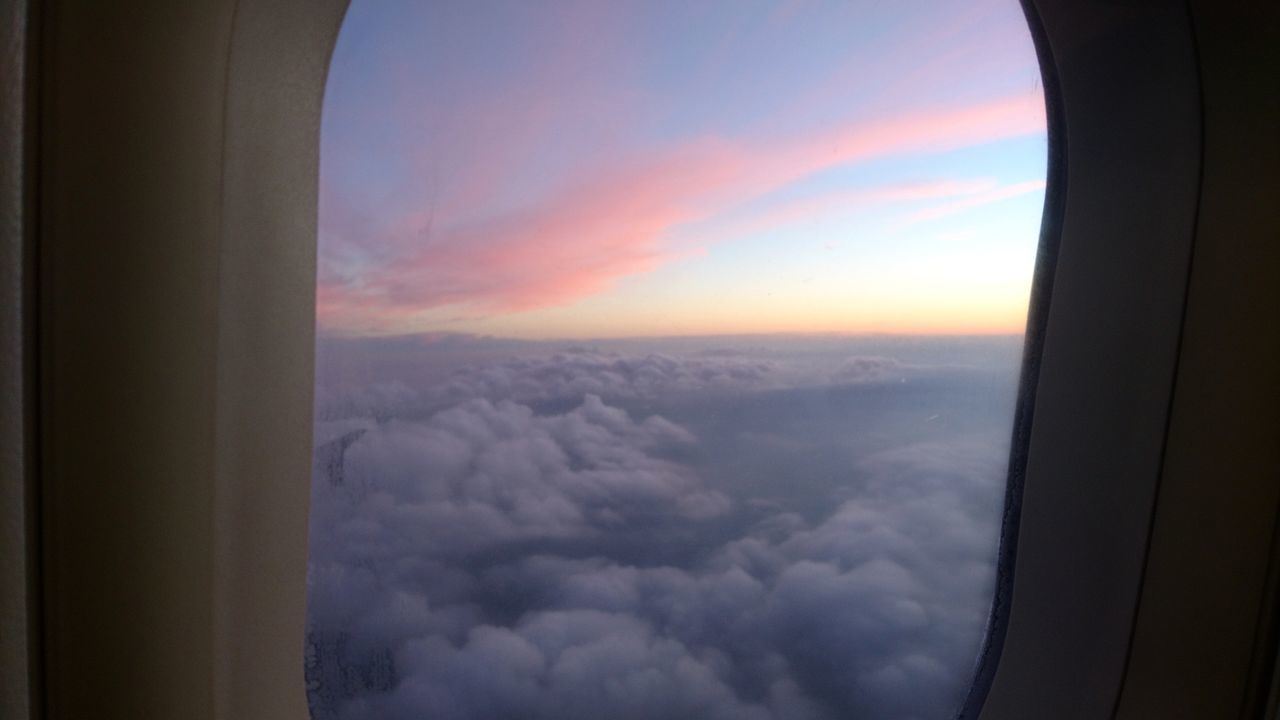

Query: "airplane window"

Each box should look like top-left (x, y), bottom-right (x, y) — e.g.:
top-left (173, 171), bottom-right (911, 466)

top-left (306, 1), bottom-right (1046, 718)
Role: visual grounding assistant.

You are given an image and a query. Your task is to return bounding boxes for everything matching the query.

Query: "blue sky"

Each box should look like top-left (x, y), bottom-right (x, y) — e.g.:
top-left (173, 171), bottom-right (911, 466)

top-left (318, 0), bottom-right (1046, 338)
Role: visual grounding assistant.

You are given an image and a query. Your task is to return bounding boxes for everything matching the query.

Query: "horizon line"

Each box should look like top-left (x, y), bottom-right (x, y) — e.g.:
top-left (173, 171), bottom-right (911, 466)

top-left (316, 328), bottom-right (1029, 343)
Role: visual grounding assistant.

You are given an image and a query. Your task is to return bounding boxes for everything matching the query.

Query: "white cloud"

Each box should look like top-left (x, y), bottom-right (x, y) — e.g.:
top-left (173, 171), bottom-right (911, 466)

top-left (307, 350), bottom-right (1010, 720)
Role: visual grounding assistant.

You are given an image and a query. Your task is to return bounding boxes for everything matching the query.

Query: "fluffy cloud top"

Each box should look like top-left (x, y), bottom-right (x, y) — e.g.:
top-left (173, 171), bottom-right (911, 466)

top-left (315, 345), bottom-right (926, 422)
top-left (307, 346), bottom-right (1013, 720)
top-left (313, 394), bottom-right (725, 562)
top-left (437, 350), bottom-right (780, 405)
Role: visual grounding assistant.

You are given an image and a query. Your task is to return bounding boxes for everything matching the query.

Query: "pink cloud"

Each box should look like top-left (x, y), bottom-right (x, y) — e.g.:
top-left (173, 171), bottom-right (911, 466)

top-left (904, 179), bottom-right (1047, 224)
top-left (319, 95), bottom-right (1045, 334)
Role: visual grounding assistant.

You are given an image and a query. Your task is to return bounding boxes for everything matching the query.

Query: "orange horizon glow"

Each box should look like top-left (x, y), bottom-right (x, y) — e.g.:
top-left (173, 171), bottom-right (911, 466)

top-left (318, 295), bottom-right (1037, 341)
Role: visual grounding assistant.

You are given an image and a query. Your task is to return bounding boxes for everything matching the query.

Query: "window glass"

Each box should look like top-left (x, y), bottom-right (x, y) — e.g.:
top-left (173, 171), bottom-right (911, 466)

top-left (307, 2), bottom-right (1046, 718)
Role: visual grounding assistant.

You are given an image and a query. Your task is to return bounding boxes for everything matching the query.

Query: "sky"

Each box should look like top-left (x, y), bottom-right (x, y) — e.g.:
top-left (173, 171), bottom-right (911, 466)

top-left (317, 0), bottom-right (1047, 339)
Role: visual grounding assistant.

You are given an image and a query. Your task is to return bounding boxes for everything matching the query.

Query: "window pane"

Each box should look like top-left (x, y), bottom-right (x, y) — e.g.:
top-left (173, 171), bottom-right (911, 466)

top-left (307, 2), bottom-right (1046, 718)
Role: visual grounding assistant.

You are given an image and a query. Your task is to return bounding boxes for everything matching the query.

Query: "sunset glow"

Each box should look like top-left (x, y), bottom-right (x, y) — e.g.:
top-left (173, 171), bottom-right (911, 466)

top-left (318, 0), bottom-right (1046, 338)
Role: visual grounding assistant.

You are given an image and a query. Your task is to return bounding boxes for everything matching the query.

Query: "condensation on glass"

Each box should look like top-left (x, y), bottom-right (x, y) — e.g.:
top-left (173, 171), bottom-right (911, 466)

top-left (306, 2), bottom-right (1047, 718)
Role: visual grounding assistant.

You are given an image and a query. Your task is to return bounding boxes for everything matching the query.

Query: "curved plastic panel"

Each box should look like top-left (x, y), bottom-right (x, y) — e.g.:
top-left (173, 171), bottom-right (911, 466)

top-left (216, 0), bottom-right (349, 718)
top-left (1, 0), bottom-right (37, 718)
top-left (38, 3), bottom-right (236, 718)
top-left (1113, 2), bottom-right (1280, 716)
top-left (35, 0), bottom-right (347, 718)
top-left (976, 1), bottom-right (1203, 717)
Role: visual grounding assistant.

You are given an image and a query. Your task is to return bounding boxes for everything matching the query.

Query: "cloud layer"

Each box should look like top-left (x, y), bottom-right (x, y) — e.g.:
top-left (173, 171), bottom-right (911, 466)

top-left (316, 348), bottom-right (782, 421)
top-left (307, 346), bottom-right (1012, 720)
